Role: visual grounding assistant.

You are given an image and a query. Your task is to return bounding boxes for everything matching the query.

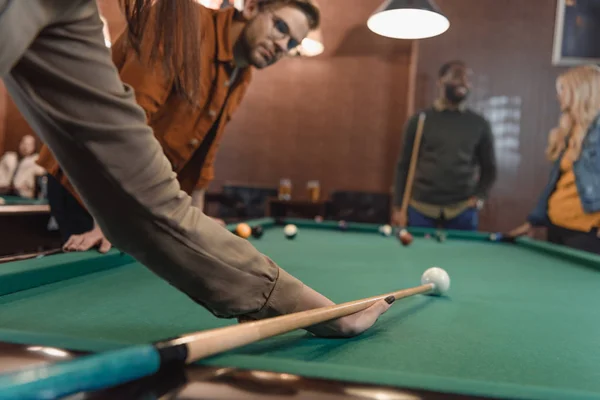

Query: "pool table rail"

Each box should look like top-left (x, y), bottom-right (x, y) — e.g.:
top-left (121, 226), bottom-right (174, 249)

top-left (0, 249), bottom-right (131, 297)
top-left (0, 341), bottom-right (508, 400)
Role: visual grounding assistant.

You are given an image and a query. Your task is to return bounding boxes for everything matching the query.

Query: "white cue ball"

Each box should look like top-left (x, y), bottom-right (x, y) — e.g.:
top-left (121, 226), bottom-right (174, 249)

top-left (283, 224), bottom-right (298, 239)
top-left (421, 267), bottom-right (450, 296)
top-left (0, 197), bottom-right (5, 205)
top-left (380, 224), bottom-right (392, 237)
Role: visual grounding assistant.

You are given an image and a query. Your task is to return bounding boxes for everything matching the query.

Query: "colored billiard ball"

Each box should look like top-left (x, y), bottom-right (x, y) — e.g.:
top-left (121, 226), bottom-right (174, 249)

top-left (235, 223), bottom-right (252, 239)
top-left (424, 233), bottom-right (432, 240)
top-left (398, 229), bottom-right (413, 246)
top-left (0, 197), bottom-right (5, 205)
top-left (379, 224), bottom-right (392, 237)
top-left (284, 224), bottom-right (298, 240)
top-left (338, 220), bottom-right (348, 231)
top-left (251, 226), bottom-right (264, 239)
top-left (314, 215), bottom-right (324, 223)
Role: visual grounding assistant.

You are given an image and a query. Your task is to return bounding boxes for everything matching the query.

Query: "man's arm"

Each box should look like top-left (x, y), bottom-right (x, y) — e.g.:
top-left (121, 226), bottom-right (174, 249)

top-left (393, 115), bottom-right (419, 209)
top-left (2, 0), bottom-right (390, 336)
top-left (191, 188), bottom-right (205, 210)
top-left (4, 2), bottom-right (291, 319)
top-left (474, 120), bottom-right (497, 199)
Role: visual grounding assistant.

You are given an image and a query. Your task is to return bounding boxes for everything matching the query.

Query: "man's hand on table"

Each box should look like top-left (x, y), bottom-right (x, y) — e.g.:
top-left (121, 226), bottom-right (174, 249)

top-left (239, 285), bottom-right (394, 338)
top-left (63, 223), bottom-right (112, 253)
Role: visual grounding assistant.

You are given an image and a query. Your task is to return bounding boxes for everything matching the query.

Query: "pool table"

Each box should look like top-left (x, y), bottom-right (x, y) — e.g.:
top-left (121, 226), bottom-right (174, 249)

top-left (0, 195), bottom-right (61, 257)
top-left (1, 218), bottom-right (600, 399)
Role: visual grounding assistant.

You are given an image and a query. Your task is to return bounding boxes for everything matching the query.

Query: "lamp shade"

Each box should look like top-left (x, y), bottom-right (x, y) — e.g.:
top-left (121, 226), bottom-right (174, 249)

top-left (367, 0), bottom-right (449, 40)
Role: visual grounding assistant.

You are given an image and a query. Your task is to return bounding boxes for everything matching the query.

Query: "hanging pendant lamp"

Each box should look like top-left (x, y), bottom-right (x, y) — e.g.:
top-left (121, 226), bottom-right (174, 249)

top-left (367, 0), bottom-right (450, 40)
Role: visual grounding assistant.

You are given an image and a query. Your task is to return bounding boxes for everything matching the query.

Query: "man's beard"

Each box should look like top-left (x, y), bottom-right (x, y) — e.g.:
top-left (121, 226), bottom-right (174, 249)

top-left (445, 84), bottom-right (469, 104)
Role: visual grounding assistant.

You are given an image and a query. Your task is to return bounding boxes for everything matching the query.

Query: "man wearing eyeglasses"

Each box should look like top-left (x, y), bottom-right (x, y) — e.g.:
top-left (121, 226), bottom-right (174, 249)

top-left (392, 60), bottom-right (497, 231)
top-left (36, 0), bottom-right (317, 252)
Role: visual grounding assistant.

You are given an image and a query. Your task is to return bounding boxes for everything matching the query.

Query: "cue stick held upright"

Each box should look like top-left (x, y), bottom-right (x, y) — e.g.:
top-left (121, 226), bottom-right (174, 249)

top-left (399, 112), bottom-right (426, 225)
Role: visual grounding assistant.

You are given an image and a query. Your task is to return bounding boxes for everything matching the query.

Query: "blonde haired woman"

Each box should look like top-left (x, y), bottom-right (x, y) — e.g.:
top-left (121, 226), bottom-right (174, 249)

top-left (511, 65), bottom-right (600, 254)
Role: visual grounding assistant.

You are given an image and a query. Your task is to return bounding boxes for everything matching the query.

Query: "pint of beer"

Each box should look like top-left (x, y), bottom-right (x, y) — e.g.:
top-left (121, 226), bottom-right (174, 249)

top-left (279, 179), bottom-right (292, 200)
top-left (307, 180), bottom-right (320, 202)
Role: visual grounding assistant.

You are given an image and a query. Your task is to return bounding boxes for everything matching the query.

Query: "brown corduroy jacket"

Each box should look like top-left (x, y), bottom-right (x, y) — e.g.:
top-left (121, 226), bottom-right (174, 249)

top-left (37, 5), bottom-right (253, 200)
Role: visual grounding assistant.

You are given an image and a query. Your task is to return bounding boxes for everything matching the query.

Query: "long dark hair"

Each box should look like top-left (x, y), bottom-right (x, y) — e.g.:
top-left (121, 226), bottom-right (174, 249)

top-left (123, 0), bottom-right (202, 101)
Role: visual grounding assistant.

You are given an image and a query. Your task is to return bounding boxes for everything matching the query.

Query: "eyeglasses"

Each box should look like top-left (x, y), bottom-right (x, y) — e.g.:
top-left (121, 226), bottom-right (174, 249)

top-left (270, 13), bottom-right (301, 52)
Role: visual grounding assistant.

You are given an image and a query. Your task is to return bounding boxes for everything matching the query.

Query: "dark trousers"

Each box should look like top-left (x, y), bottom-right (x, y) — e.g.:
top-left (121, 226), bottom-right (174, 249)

top-left (547, 224), bottom-right (600, 255)
top-left (408, 206), bottom-right (479, 231)
top-left (46, 173), bottom-right (94, 243)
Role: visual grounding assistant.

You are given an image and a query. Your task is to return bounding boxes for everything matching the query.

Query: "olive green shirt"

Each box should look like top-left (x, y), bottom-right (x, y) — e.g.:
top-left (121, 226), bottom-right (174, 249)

top-left (394, 99), bottom-right (497, 219)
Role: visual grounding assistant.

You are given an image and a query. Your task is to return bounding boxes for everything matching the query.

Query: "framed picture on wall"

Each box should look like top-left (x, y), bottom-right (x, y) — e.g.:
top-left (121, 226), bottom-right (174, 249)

top-left (552, 0), bottom-right (600, 66)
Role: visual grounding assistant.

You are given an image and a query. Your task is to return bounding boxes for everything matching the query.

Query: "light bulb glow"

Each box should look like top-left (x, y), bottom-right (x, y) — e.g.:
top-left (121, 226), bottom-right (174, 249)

top-left (367, 8), bottom-right (449, 39)
top-left (299, 37), bottom-right (324, 57)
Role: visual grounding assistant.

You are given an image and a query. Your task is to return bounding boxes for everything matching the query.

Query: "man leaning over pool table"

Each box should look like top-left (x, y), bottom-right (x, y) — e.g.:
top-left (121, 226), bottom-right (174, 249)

top-left (36, 0), bottom-right (319, 252)
top-left (0, 0), bottom-right (392, 337)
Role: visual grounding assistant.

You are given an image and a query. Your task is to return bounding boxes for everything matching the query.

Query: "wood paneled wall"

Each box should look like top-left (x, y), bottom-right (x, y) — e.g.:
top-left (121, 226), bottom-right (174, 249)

top-left (0, 0), bottom-right (566, 234)
top-left (0, 0), bottom-right (412, 202)
top-left (97, 0), bottom-right (126, 43)
top-left (414, 0), bottom-right (566, 232)
top-left (0, 81), bottom-right (6, 154)
top-left (0, 89), bottom-right (41, 154)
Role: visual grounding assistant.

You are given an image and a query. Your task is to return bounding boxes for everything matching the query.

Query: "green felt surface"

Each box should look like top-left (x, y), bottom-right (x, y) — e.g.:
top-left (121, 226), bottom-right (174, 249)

top-left (0, 195), bottom-right (47, 205)
top-left (1, 221), bottom-right (600, 399)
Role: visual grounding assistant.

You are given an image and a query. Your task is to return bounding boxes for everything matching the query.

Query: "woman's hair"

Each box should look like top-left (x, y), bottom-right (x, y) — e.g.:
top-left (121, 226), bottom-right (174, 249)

top-left (122, 0), bottom-right (320, 102)
top-left (546, 65), bottom-right (600, 161)
top-left (124, 0), bottom-right (202, 101)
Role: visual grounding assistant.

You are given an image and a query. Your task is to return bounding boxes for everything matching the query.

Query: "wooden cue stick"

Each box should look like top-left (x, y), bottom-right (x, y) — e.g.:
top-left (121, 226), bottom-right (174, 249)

top-left (0, 283), bottom-right (435, 398)
top-left (0, 248), bottom-right (62, 264)
top-left (164, 283), bottom-right (435, 362)
top-left (399, 112), bottom-right (426, 220)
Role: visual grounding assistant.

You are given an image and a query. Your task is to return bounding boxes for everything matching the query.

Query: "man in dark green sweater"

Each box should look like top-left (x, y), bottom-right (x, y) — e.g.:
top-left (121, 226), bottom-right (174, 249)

top-left (392, 61), bottom-right (497, 230)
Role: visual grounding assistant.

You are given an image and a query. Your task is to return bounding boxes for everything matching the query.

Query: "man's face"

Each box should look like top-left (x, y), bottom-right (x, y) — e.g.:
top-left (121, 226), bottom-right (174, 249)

top-left (239, 5), bottom-right (310, 69)
top-left (19, 135), bottom-right (35, 157)
top-left (439, 64), bottom-right (472, 104)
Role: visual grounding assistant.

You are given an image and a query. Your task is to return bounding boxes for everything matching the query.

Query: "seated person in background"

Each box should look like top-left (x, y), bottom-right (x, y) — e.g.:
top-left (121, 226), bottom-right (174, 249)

top-left (37, 0), bottom-right (317, 252)
top-left (0, 135), bottom-right (46, 198)
top-left (510, 65), bottom-right (600, 254)
top-left (392, 61), bottom-right (497, 231)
